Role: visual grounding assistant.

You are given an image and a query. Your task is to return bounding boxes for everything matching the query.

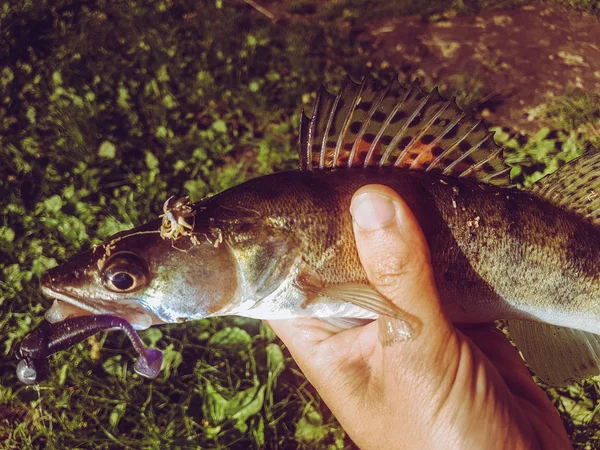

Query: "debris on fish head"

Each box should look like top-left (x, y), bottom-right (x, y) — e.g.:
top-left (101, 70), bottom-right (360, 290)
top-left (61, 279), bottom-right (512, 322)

top-left (41, 212), bottom-right (241, 329)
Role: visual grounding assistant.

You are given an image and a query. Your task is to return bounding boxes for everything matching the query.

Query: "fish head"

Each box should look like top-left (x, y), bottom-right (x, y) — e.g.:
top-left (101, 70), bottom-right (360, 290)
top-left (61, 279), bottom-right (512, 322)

top-left (41, 220), bottom-right (240, 329)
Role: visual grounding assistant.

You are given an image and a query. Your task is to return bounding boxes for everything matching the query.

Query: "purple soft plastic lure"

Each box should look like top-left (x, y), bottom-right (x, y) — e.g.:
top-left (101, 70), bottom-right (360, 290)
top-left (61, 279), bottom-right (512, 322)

top-left (16, 315), bottom-right (163, 385)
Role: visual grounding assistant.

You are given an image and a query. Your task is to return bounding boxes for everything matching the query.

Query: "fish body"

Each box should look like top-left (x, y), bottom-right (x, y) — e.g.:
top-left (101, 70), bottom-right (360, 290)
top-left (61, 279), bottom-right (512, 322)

top-left (42, 168), bottom-right (600, 329)
top-left (38, 75), bottom-right (600, 385)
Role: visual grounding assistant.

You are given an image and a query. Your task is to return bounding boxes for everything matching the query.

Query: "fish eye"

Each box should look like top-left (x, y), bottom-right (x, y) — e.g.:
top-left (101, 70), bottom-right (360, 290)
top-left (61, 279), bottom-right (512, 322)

top-left (102, 252), bottom-right (148, 293)
top-left (109, 272), bottom-right (135, 290)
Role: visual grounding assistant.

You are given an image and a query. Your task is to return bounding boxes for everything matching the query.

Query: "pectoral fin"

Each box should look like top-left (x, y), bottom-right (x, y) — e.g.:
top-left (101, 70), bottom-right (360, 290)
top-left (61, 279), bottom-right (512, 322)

top-left (320, 317), bottom-right (373, 330)
top-left (297, 276), bottom-right (421, 339)
top-left (507, 320), bottom-right (600, 386)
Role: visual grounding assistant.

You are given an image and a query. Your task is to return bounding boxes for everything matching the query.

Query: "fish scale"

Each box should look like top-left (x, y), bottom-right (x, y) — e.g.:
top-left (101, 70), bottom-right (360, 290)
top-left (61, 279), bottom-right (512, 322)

top-left (18, 74), bottom-right (600, 387)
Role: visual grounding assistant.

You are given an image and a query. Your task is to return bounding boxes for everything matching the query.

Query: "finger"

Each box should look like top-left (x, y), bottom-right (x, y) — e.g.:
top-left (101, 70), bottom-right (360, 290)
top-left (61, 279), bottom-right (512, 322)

top-left (267, 318), bottom-right (379, 394)
top-left (266, 317), bottom-right (343, 347)
top-left (458, 325), bottom-right (553, 408)
top-left (350, 185), bottom-right (452, 333)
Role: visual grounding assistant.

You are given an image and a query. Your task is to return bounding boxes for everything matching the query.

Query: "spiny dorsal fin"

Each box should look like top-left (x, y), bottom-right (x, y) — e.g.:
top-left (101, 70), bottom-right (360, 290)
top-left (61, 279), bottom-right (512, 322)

top-left (530, 150), bottom-right (600, 226)
top-left (507, 320), bottom-right (600, 386)
top-left (299, 75), bottom-right (513, 186)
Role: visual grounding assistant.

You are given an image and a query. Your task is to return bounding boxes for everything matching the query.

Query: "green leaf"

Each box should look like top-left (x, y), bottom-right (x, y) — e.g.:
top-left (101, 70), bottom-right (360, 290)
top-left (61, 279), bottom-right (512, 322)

top-left (52, 70), bottom-right (63, 86)
top-left (211, 119), bottom-right (227, 133)
top-left (98, 141), bottom-right (116, 159)
top-left (0, 226), bottom-right (15, 243)
top-left (184, 178), bottom-right (208, 201)
top-left (3, 313), bottom-right (34, 354)
top-left (145, 151), bottom-right (160, 170)
top-left (44, 195), bottom-right (63, 213)
top-left (249, 80), bottom-right (260, 93)
top-left (204, 425), bottom-right (222, 439)
top-left (109, 402), bottom-right (127, 428)
top-left (117, 86), bottom-right (130, 110)
top-left (157, 64), bottom-right (170, 82)
top-left (57, 363), bottom-right (69, 386)
top-left (162, 94), bottom-right (177, 109)
top-left (142, 328), bottom-right (163, 348)
top-left (57, 216), bottom-right (88, 242)
top-left (203, 381), bottom-right (228, 423)
top-left (266, 343), bottom-right (285, 385)
top-left (260, 321), bottom-right (276, 341)
top-left (1, 67), bottom-right (14, 87)
top-left (96, 217), bottom-right (131, 240)
top-left (229, 385), bottom-right (266, 433)
top-left (102, 355), bottom-right (125, 377)
top-left (295, 404), bottom-right (328, 443)
top-left (253, 416), bottom-right (265, 447)
top-left (160, 344), bottom-right (183, 379)
top-left (31, 255), bottom-right (58, 277)
top-left (246, 34), bottom-right (257, 47)
top-left (208, 327), bottom-right (252, 348)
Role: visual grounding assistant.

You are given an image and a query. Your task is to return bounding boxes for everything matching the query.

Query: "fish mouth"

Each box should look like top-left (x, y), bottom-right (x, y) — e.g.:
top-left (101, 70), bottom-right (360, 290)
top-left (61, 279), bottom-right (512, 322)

top-left (40, 276), bottom-right (153, 331)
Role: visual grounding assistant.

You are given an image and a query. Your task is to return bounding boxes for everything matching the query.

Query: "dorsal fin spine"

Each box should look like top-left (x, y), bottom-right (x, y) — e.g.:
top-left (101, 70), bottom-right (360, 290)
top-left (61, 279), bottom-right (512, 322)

top-left (406, 97), bottom-right (453, 169)
top-left (363, 80), bottom-right (413, 168)
top-left (319, 79), bottom-right (347, 169)
top-left (332, 77), bottom-right (366, 168)
top-left (483, 166), bottom-right (511, 183)
top-left (425, 110), bottom-right (466, 172)
top-left (298, 111), bottom-right (311, 170)
top-left (383, 88), bottom-right (432, 166)
top-left (460, 147), bottom-right (503, 178)
top-left (307, 87), bottom-right (323, 171)
top-left (443, 132), bottom-right (493, 175)
top-left (349, 83), bottom-right (389, 167)
top-left (365, 82), bottom-right (416, 167)
top-left (437, 119), bottom-right (483, 175)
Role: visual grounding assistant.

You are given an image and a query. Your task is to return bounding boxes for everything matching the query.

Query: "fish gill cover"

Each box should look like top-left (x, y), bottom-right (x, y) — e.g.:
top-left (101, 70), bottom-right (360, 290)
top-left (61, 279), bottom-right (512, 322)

top-left (0, 0), bottom-right (599, 449)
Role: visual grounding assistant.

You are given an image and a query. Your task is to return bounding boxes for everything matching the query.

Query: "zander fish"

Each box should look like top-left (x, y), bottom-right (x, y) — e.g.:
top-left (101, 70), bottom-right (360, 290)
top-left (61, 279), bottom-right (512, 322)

top-left (20, 76), bottom-right (600, 387)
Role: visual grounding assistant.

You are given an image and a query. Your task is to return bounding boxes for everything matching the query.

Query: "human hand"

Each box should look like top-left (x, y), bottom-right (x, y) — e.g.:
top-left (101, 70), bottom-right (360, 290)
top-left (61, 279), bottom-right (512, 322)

top-left (268, 185), bottom-right (572, 450)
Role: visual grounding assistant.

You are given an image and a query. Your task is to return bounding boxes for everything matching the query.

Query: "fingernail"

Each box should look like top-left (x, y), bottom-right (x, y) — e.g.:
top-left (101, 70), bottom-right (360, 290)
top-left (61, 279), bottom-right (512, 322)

top-left (350, 192), bottom-right (396, 230)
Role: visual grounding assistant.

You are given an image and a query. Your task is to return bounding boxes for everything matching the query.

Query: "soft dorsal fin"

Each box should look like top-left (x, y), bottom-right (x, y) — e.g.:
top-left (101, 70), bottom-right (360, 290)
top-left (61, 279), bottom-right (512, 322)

top-left (530, 150), bottom-right (600, 226)
top-left (298, 75), bottom-right (513, 186)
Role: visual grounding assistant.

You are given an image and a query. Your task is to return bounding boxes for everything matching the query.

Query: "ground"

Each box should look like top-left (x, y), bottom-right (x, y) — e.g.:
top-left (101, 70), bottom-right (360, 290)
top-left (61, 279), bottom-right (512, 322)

top-left (0, 0), bottom-right (599, 449)
top-left (362, 4), bottom-right (600, 134)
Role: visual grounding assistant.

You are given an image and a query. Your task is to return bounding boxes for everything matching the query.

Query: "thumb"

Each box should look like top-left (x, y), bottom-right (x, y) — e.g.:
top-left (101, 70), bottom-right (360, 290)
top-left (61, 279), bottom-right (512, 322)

top-left (350, 185), bottom-right (453, 343)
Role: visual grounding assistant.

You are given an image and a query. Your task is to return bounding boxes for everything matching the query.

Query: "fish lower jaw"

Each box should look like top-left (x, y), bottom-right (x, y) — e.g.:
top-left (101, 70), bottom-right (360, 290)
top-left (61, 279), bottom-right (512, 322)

top-left (43, 287), bottom-right (105, 322)
top-left (44, 295), bottom-right (153, 331)
top-left (45, 299), bottom-right (94, 324)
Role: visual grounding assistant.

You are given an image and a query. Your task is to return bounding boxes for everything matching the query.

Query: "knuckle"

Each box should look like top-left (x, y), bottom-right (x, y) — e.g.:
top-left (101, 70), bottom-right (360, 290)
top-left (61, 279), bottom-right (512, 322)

top-left (367, 247), bottom-right (431, 292)
top-left (371, 260), bottom-right (406, 287)
top-left (369, 255), bottom-right (410, 288)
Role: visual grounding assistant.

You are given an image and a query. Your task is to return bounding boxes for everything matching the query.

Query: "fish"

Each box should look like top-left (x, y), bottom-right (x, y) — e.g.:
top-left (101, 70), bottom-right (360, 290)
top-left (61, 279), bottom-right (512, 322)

top-left (24, 75), bottom-right (600, 387)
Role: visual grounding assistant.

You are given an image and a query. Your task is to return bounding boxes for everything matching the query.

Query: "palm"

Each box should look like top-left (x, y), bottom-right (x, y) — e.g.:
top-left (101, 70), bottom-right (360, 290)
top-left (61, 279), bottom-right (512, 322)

top-left (273, 318), bottom-right (570, 450)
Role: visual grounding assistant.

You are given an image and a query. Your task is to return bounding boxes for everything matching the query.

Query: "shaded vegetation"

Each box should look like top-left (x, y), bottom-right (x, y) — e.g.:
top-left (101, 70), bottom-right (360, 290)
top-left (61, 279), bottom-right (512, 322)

top-left (314, 0), bottom-right (529, 21)
top-left (556, 0), bottom-right (600, 16)
top-left (0, 0), bottom-right (599, 448)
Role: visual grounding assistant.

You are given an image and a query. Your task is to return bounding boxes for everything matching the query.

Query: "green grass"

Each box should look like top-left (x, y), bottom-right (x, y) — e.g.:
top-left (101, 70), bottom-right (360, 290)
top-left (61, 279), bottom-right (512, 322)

top-left (540, 92), bottom-right (600, 146)
top-left (0, 0), bottom-right (599, 448)
top-left (0, 1), bottom-right (350, 448)
top-left (494, 91), bottom-right (600, 186)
